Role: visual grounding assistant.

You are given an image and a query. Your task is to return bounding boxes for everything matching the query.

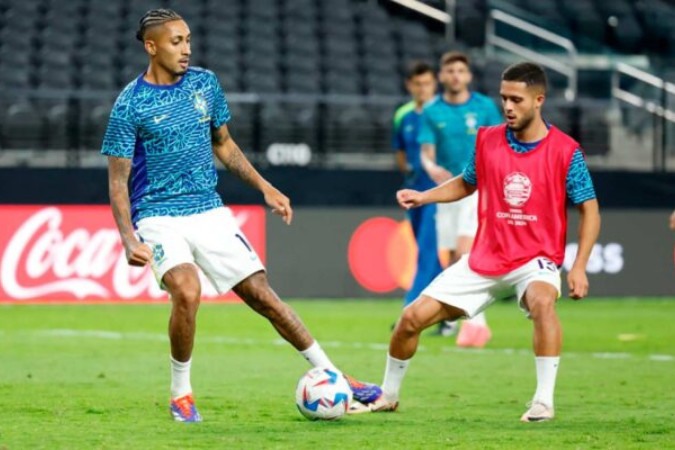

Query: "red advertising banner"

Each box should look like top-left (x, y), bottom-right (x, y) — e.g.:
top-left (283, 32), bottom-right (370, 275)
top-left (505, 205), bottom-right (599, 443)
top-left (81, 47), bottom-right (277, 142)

top-left (0, 205), bottom-right (265, 302)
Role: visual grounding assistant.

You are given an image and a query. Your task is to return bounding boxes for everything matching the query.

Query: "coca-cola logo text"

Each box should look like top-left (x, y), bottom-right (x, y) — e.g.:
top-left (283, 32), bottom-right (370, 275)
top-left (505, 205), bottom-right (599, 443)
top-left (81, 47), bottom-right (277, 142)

top-left (0, 206), bottom-right (265, 302)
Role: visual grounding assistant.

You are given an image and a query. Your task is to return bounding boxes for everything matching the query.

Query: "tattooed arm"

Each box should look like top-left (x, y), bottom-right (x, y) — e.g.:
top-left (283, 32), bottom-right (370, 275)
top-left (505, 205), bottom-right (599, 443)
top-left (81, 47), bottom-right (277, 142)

top-left (212, 124), bottom-right (293, 224)
top-left (107, 156), bottom-right (153, 266)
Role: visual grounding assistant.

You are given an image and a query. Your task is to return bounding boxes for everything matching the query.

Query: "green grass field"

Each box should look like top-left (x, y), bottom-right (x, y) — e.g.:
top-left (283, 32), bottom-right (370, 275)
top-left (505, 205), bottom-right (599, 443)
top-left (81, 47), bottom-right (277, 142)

top-left (1, 298), bottom-right (674, 449)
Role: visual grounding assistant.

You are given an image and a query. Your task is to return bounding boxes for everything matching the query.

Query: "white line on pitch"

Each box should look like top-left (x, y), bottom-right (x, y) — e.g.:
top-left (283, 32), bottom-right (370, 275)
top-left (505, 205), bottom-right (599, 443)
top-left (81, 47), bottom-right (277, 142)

top-left (26, 329), bottom-right (673, 363)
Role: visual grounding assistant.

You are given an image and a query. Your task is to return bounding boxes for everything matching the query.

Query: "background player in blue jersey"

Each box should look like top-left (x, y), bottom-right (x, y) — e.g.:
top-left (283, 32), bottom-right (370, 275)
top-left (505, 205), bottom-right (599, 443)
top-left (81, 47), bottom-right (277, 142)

top-left (392, 62), bottom-right (442, 306)
top-left (418, 51), bottom-right (502, 346)
top-left (102, 9), bottom-right (379, 423)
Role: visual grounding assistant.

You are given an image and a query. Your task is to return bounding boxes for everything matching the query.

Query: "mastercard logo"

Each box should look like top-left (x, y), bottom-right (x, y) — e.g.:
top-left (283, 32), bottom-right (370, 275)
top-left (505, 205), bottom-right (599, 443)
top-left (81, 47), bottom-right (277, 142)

top-left (347, 217), bottom-right (419, 293)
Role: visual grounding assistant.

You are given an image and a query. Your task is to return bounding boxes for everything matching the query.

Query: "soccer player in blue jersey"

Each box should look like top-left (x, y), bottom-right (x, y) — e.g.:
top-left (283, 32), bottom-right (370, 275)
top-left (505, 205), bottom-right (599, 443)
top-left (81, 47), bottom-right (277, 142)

top-left (418, 51), bottom-right (502, 346)
top-left (392, 62), bottom-right (442, 305)
top-left (102, 9), bottom-right (380, 422)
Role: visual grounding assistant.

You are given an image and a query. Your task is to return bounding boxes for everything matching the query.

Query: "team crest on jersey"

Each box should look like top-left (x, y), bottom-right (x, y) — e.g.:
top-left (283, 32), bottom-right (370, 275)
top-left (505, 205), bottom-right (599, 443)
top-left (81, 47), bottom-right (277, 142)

top-left (153, 244), bottom-right (166, 266)
top-left (193, 92), bottom-right (210, 122)
top-left (503, 172), bottom-right (532, 207)
top-left (465, 113), bottom-right (478, 135)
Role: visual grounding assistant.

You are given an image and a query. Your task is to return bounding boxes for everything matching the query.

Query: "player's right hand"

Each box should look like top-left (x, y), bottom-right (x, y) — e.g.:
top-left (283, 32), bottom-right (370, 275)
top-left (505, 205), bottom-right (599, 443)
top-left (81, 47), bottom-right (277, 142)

top-left (397, 189), bottom-right (425, 209)
top-left (125, 240), bottom-right (153, 267)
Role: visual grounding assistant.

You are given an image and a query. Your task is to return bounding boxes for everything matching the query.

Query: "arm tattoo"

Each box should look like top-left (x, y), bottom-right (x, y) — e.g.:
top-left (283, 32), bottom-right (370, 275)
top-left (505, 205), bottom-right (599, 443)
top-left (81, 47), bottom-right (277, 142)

top-left (213, 126), bottom-right (262, 189)
top-left (211, 125), bottom-right (231, 145)
top-left (107, 156), bottom-right (136, 246)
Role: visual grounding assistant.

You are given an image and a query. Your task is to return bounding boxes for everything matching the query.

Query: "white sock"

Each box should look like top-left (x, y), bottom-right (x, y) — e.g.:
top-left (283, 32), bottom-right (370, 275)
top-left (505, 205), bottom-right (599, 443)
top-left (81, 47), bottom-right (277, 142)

top-left (170, 356), bottom-right (192, 399)
top-left (466, 311), bottom-right (487, 326)
top-left (382, 354), bottom-right (410, 401)
top-left (533, 356), bottom-right (560, 407)
top-left (300, 341), bottom-right (337, 370)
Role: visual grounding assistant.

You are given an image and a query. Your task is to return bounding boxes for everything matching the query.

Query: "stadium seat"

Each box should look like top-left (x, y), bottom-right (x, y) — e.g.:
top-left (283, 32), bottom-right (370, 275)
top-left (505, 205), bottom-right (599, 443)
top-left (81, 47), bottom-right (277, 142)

top-left (284, 38), bottom-right (320, 59)
top-left (44, 102), bottom-right (72, 150)
top-left (0, 68), bottom-right (31, 89)
top-left (365, 76), bottom-right (402, 96)
top-left (78, 100), bottom-right (113, 150)
top-left (282, 0), bottom-right (316, 21)
top-left (242, 51), bottom-right (278, 72)
top-left (1, 101), bottom-right (43, 149)
top-left (283, 52), bottom-right (320, 73)
top-left (325, 70), bottom-right (362, 95)
top-left (80, 66), bottom-right (118, 90)
top-left (0, 47), bottom-right (31, 67)
top-left (259, 102), bottom-right (296, 150)
top-left (243, 71), bottom-right (281, 94)
top-left (0, 27), bottom-right (33, 52)
top-left (286, 72), bottom-right (322, 94)
top-left (226, 101), bottom-right (255, 151)
top-left (36, 68), bottom-right (72, 89)
top-left (325, 104), bottom-right (376, 153)
top-left (216, 73), bottom-right (240, 93)
top-left (578, 109), bottom-right (611, 156)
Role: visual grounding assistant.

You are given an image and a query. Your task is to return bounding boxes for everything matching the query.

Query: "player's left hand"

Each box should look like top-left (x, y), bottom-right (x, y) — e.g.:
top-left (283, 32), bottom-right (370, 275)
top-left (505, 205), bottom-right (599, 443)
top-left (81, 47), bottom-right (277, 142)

top-left (567, 266), bottom-right (588, 300)
top-left (263, 186), bottom-right (293, 225)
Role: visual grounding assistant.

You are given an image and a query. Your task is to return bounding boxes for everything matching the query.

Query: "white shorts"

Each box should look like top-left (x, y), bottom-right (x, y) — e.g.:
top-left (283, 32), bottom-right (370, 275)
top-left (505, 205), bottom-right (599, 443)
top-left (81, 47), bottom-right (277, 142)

top-left (436, 192), bottom-right (478, 250)
top-left (421, 255), bottom-right (561, 318)
top-left (135, 207), bottom-right (265, 294)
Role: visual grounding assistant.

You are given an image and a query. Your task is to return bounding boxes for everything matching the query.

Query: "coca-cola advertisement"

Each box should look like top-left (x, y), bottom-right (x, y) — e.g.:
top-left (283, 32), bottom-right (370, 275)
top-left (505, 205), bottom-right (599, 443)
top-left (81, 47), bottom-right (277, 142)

top-left (0, 205), bottom-right (266, 302)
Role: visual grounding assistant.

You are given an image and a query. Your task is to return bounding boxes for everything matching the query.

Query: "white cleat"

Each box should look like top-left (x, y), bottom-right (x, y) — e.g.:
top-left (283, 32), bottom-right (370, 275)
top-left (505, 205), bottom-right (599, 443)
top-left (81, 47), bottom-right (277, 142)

top-left (348, 396), bottom-right (399, 415)
top-left (520, 401), bottom-right (555, 423)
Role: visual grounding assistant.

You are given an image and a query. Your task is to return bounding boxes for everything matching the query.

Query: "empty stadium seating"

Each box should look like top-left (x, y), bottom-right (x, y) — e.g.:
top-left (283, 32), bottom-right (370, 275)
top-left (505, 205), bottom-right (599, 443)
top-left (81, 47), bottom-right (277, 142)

top-left (0, 0), bottom-right (673, 160)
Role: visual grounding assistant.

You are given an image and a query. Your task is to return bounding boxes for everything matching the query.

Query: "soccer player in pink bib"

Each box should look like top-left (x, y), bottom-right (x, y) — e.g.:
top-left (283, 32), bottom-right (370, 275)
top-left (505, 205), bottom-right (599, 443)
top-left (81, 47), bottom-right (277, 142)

top-left (350, 62), bottom-right (601, 422)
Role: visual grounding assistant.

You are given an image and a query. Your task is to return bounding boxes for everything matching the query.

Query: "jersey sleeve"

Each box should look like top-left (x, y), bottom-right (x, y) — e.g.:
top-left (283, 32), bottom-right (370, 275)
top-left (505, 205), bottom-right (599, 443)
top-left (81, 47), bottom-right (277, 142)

top-left (417, 108), bottom-right (436, 146)
top-left (566, 149), bottom-right (597, 204)
top-left (462, 152), bottom-right (478, 186)
top-left (101, 93), bottom-right (137, 159)
top-left (486, 98), bottom-right (502, 126)
top-left (210, 73), bottom-right (231, 128)
top-left (392, 116), bottom-right (404, 151)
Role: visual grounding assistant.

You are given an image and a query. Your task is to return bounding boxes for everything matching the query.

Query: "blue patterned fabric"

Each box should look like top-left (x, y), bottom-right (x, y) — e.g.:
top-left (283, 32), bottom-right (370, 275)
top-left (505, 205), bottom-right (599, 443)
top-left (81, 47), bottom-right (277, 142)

top-left (417, 92), bottom-right (502, 175)
top-left (101, 67), bottom-right (230, 224)
top-left (462, 126), bottom-right (596, 205)
top-left (392, 102), bottom-right (436, 191)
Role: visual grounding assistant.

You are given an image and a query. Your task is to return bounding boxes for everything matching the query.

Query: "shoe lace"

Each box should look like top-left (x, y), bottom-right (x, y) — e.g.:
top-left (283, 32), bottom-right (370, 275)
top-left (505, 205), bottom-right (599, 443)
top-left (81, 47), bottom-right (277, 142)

top-left (525, 400), bottom-right (550, 412)
top-left (174, 395), bottom-right (194, 417)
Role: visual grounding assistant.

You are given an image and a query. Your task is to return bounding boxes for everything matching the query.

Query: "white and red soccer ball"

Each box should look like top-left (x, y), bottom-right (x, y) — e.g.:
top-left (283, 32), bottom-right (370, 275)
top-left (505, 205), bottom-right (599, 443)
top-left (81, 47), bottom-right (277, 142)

top-left (295, 367), bottom-right (352, 420)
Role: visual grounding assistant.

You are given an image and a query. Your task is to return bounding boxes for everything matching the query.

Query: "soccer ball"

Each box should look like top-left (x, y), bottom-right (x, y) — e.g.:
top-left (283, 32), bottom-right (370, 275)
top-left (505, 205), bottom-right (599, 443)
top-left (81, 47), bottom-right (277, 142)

top-left (295, 367), bottom-right (352, 420)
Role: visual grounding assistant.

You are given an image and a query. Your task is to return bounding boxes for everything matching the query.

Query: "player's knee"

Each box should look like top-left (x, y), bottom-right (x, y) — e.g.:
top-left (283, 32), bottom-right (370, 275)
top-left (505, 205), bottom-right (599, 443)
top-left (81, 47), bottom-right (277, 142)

top-left (171, 279), bottom-right (201, 307)
top-left (526, 294), bottom-right (556, 320)
top-left (398, 309), bottom-right (423, 335)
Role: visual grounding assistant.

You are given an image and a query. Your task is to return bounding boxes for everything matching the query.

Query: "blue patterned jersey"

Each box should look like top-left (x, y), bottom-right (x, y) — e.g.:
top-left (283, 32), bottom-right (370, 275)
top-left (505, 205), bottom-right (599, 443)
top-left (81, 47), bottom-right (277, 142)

top-left (417, 92), bottom-right (502, 175)
top-left (463, 126), bottom-right (597, 205)
top-left (392, 101), bottom-right (436, 190)
top-left (101, 67), bottom-right (231, 224)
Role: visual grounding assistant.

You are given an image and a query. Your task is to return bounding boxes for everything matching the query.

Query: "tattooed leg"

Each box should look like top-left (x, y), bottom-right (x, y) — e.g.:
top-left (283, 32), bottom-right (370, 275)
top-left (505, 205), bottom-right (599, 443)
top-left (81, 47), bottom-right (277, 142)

top-left (233, 271), bottom-right (313, 350)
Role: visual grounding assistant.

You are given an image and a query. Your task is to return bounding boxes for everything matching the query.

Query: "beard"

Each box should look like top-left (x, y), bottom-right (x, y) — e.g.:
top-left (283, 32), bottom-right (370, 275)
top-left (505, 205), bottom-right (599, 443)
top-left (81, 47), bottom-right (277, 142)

top-left (508, 110), bottom-right (536, 132)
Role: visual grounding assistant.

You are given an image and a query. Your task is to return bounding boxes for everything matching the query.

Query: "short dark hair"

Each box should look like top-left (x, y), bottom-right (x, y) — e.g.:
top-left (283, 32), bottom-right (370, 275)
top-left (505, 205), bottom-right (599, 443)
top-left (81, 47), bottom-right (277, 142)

top-left (440, 51), bottom-right (470, 68)
top-left (136, 9), bottom-right (183, 42)
top-left (406, 61), bottom-right (435, 80)
top-left (501, 62), bottom-right (547, 92)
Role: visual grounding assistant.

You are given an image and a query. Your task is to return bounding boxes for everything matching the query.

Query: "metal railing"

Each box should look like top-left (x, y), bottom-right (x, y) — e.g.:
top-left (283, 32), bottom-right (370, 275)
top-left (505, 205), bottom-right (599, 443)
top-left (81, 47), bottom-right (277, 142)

top-left (611, 63), bottom-right (675, 172)
top-left (388, 0), bottom-right (454, 43)
top-left (485, 9), bottom-right (578, 101)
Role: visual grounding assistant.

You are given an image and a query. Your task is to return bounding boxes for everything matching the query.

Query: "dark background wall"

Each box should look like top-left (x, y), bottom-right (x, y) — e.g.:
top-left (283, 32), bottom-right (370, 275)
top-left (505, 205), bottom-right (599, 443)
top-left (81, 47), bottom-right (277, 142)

top-left (1, 168), bottom-right (674, 207)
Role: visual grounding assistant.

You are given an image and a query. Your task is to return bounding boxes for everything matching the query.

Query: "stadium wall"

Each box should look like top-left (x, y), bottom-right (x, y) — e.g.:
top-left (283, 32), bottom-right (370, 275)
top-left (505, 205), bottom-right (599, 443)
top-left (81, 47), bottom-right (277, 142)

top-left (0, 205), bottom-right (672, 301)
top-left (1, 168), bottom-right (674, 207)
